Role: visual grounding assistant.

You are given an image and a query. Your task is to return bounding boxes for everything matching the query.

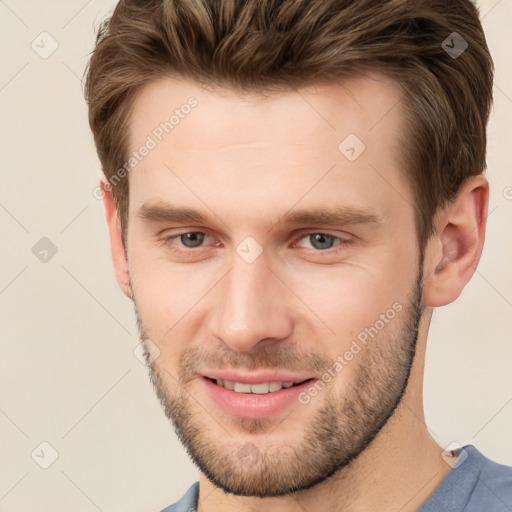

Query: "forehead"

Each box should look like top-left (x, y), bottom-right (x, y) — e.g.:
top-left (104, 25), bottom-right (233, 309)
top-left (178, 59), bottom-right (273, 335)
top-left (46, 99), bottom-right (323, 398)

top-left (129, 73), bottom-right (405, 149)
top-left (126, 73), bottom-right (412, 229)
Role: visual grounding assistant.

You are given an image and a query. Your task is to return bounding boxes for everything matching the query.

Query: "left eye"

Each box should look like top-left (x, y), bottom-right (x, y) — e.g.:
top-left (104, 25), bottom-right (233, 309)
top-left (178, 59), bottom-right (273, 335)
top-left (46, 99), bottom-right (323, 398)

top-left (296, 233), bottom-right (342, 250)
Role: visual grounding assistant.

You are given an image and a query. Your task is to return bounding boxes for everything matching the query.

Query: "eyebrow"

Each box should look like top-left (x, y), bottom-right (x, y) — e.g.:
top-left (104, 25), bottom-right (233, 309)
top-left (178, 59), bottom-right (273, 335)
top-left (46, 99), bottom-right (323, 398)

top-left (138, 201), bottom-right (210, 224)
top-left (137, 201), bottom-right (382, 229)
top-left (281, 207), bottom-right (382, 227)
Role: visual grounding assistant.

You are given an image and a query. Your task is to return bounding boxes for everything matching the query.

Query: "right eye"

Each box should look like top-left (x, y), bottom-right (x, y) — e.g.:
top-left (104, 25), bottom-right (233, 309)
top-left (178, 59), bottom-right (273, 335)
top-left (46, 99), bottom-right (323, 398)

top-left (164, 231), bottom-right (208, 250)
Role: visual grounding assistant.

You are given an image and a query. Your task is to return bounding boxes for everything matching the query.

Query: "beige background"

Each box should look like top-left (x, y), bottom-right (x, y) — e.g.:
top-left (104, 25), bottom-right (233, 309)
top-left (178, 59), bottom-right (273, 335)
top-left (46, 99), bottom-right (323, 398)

top-left (0, 1), bottom-right (511, 511)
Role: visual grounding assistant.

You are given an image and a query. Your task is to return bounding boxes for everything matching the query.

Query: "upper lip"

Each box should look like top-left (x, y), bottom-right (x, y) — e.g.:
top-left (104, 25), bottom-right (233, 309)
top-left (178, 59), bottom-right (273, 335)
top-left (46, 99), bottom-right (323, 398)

top-left (201, 370), bottom-right (314, 384)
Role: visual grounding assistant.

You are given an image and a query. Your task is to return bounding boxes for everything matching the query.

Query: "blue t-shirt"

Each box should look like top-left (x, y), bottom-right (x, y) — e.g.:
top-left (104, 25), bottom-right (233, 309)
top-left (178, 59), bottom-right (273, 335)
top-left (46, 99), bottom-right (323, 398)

top-left (160, 445), bottom-right (512, 512)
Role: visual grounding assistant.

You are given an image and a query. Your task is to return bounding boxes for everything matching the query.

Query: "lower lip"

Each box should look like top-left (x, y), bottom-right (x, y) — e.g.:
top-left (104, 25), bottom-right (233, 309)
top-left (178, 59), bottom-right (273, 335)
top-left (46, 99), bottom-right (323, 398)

top-left (201, 377), bottom-right (315, 419)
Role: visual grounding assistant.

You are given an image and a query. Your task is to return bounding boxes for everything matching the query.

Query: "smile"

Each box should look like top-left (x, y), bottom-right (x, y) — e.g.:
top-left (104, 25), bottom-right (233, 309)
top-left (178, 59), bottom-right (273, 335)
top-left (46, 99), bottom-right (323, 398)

top-left (207, 378), bottom-right (310, 394)
top-left (202, 375), bottom-right (317, 419)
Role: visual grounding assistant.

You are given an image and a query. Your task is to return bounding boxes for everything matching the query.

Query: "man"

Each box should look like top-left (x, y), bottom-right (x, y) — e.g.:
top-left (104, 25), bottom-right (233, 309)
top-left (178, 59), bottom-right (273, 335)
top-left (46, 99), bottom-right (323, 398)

top-left (85, 0), bottom-right (512, 510)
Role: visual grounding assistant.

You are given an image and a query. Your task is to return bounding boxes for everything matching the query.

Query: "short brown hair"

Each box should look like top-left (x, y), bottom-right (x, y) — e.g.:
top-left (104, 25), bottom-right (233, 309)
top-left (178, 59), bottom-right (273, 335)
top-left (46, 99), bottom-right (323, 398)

top-left (85, 0), bottom-right (494, 251)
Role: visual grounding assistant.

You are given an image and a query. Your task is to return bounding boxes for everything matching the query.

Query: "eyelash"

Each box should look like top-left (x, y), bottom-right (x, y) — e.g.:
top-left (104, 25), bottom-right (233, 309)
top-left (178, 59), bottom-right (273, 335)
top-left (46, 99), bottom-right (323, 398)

top-left (162, 231), bottom-right (352, 255)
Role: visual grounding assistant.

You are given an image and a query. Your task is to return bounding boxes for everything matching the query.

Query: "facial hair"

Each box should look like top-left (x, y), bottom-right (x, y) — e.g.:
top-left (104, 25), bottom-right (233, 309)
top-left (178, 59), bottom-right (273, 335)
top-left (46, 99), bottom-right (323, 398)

top-left (135, 268), bottom-right (424, 497)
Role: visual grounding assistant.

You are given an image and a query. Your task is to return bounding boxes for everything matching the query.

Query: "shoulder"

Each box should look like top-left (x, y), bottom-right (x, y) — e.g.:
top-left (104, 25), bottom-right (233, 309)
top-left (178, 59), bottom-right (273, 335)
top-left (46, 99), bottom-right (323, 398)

top-left (463, 446), bottom-right (512, 512)
top-left (418, 445), bottom-right (512, 512)
top-left (159, 482), bottom-right (199, 512)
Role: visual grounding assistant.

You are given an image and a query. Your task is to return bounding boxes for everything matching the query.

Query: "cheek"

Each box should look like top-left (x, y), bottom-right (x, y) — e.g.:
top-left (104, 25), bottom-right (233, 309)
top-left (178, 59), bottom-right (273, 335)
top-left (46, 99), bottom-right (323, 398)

top-left (131, 275), bottom-right (195, 369)
top-left (282, 261), bottom-right (416, 376)
top-left (288, 257), bottom-right (412, 330)
top-left (129, 252), bottom-right (219, 337)
top-left (292, 270), bottom-right (412, 391)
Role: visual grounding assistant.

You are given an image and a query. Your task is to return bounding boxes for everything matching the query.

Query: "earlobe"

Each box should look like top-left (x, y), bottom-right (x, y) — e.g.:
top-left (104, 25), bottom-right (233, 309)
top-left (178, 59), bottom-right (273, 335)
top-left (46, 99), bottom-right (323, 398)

top-left (101, 179), bottom-right (133, 300)
top-left (423, 175), bottom-right (489, 307)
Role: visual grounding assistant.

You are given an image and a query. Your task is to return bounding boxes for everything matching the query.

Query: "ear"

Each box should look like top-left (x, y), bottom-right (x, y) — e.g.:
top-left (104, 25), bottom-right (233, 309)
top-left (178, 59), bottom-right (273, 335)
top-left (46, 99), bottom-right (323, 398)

top-left (422, 175), bottom-right (489, 307)
top-left (100, 179), bottom-right (133, 300)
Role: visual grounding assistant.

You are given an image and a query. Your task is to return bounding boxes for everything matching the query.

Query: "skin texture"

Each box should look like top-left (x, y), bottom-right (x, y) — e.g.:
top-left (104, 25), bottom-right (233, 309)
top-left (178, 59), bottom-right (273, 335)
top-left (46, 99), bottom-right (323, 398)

top-left (102, 74), bottom-right (489, 512)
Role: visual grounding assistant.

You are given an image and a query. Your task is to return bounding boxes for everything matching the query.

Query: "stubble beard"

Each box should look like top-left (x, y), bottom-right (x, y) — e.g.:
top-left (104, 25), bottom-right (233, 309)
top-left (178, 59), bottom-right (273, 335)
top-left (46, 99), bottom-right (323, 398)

top-left (135, 269), bottom-right (424, 497)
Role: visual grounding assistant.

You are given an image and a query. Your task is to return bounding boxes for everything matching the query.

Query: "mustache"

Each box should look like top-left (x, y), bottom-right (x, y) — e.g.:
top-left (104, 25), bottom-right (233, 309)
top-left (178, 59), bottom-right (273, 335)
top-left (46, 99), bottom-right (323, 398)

top-left (178, 343), bottom-right (332, 380)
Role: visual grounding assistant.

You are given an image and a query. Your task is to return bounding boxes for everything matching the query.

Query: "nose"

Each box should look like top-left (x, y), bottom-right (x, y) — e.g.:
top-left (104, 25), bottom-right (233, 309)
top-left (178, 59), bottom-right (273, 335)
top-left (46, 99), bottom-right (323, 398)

top-left (211, 253), bottom-right (294, 352)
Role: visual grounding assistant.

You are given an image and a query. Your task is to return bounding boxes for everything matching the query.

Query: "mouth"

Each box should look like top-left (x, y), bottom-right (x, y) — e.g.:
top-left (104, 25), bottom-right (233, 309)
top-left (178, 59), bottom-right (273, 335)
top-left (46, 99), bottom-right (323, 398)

top-left (204, 377), bottom-right (313, 394)
top-left (201, 373), bottom-right (317, 419)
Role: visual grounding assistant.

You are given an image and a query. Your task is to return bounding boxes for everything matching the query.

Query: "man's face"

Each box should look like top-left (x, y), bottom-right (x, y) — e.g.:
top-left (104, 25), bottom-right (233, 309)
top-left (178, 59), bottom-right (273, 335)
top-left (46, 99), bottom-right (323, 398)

top-left (125, 75), bottom-right (425, 496)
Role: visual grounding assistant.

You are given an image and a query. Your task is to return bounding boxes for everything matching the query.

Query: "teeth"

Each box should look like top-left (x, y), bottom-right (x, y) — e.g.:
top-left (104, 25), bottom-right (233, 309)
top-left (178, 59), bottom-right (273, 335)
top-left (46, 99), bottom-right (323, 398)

top-left (223, 380), bottom-right (234, 390)
top-left (251, 382), bottom-right (270, 394)
top-left (233, 382), bottom-right (252, 393)
top-left (269, 381), bottom-right (283, 392)
top-left (214, 379), bottom-right (302, 394)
